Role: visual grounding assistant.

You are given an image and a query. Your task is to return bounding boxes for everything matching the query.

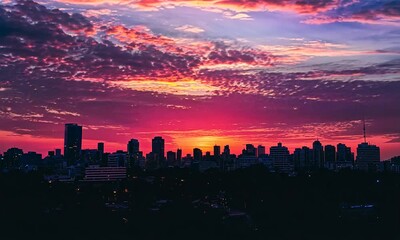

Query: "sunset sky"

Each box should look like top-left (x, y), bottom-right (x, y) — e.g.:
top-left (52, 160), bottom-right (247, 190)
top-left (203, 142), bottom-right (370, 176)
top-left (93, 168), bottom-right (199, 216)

top-left (0, 0), bottom-right (399, 159)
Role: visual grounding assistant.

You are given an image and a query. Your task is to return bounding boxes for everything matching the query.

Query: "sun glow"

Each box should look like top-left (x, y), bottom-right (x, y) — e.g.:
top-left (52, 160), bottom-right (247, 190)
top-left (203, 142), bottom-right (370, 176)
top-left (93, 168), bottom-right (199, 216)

top-left (112, 79), bottom-right (219, 96)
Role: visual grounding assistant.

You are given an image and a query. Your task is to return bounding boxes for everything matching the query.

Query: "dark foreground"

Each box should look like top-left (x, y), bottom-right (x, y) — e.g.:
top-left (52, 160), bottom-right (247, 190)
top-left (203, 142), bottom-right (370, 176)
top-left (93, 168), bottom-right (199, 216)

top-left (1, 166), bottom-right (399, 240)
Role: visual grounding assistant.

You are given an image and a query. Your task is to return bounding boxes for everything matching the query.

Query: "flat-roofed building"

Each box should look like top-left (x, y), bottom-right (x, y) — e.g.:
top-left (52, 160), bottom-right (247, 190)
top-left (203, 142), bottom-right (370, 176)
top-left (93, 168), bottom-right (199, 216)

top-left (83, 166), bottom-right (126, 182)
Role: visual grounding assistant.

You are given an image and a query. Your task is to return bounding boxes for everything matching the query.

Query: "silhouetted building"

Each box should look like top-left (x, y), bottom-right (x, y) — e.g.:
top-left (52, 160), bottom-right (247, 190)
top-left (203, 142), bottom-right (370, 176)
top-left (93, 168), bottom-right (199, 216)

top-left (204, 151), bottom-right (212, 160)
top-left (221, 145), bottom-right (232, 171)
top-left (312, 140), bottom-right (324, 169)
top-left (167, 151), bottom-right (176, 165)
top-left (21, 151), bottom-right (42, 169)
top-left (293, 148), bottom-right (301, 171)
top-left (64, 123), bottom-right (82, 165)
top-left (223, 145), bottom-right (230, 156)
top-left (146, 152), bottom-right (159, 169)
top-left (81, 149), bottom-right (99, 164)
top-left (324, 145), bottom-right (336, 169)
top-left (108, 151), bottom-right (128, 167)
top-left (127, 139), bottom-right (140, 167)
top-left (177, 148), bottom-right (182, 163)
top-left (337, 143), bottom-right (354, 169)
top-left (236, 155), bottom-right (258, 169)
top-left (193, 148), bottom-right (202, 162)
top-left (55, 149), bottom-right (62, 156)
top-left (390, 156), bottom-right (400, 173)
top-left (337, 143), bottom-right (348, 162)
top-left (199, 160), bottom-right (218, 172)
top-left (270, 143), bottom-right (291, 173)
top-left (356, 142), bottom-right (380, 171)
top-left (244, 144), bottom-right (256, 156)
top-left (127, 139), bottom-right (140, 156)
top-left (257, 145), bottom-right (266, 157)
top-left (97, 142), bottom-right (104, 163)
top-left (4, 148), bottom-right (23, 169)
top-left (97, 142), bottom-right (104, 154)
top-left (301, 146), bottom-right (313, 171)
top-left (214, 145), bottom-right (221, 157)
top-left (181, 154), bottom-right (193, 167)
top-left (293, 146), bottom-right (313, 171)
top-left (152, 136), bottom-right (165, 161)
top-left (84, 165), bottom-right (126, 182)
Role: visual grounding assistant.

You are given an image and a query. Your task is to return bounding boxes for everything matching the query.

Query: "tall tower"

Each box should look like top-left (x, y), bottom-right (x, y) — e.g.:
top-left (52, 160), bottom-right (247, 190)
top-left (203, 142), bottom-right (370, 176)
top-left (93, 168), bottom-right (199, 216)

top-left (312, 140), bottom-right (324, 169)
top-left (357, 117), bottom-right (380, 171)
top-left (223, 145), bottom-right (230, 156)
top-left (363, 117), bottom-right (367, 143)
top-left (324, 145), bottom-right (336, 163)
top-left (127, 139), bottom-right (140, 156)
top-left (177, 148), bottom-right (182, 162)
top-left (213, 145), bottom-right (221, 157)
top-left (97, 142), bottom-right (104, 154)
top-left (152, 136), bottom-right (165, 161)
top-left (64, 123), bottom-right (82, 165)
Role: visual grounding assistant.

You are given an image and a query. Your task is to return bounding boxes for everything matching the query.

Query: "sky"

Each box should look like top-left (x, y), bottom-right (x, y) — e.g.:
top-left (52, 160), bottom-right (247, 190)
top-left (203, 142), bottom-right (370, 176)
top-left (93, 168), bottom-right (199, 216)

top-left (0, 0), bottom-right (399, 159)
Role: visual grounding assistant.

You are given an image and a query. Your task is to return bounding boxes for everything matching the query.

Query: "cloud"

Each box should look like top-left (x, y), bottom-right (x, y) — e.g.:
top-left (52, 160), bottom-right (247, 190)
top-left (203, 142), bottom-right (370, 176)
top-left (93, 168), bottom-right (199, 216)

top-left (52, 0), bottom-right (340, 14)
top-left (45, 0), bottom-right (400, 26)
top-left (1, 1), bottom-right (400, 158)
top-left (82, 9), bottom-right (114, 18)
top-left (223, 12), bottom-right (253, 20)
top-left (111, 79), bottom-right (220, 96)
top-left (175, 25), bottom-right (205, 33)
top-left (304, 0), bottom-right (400, 25)
top-left (386, 136), bottom-right (400, 143)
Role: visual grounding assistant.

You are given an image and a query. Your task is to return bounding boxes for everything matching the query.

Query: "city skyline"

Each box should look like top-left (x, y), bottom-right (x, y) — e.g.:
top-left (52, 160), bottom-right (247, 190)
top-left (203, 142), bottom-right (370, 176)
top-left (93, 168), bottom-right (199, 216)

top-left (1, 122), bottom-right (388, 161)
top-left (0, 0), bottom-right (400, 159)
top-left (0, 117), bottom-right (396, 160)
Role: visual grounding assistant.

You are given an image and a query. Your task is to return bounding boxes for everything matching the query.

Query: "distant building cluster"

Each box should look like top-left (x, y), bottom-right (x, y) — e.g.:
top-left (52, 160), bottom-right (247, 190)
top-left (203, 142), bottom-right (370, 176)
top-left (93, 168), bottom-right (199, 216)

top-left (0, 123), bottom-right (398, 181)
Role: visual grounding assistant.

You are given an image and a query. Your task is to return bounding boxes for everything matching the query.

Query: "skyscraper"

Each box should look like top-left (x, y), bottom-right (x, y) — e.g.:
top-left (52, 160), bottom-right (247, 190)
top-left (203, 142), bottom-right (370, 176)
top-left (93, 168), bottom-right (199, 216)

top-left (97, 142), bottom-right (105, 163)
top-left (300, 146), bottom-right (312, 171)
top-left (64, 123), bottom-right (82, 165)
top-left (337, 143), bottom-right (349, 162)
top-left (356, 119), bottom-right (380, 171)
top-left (270, 142), bottom-right (291, 173)
top-left (193, 148), bottom-right (202, 162)
top-left (167, 151), bottom-right (176, 164)
top-left (293, 148), bottom-right (302, 171)
top-left (312, 140), bottom-right (324, 169)
top-left (213, 145), bottom-right (221, 157)
top-left (127, 139), bottom-right (140, 156)
top-left (324, 145), bottom-right (336, 163)
top-left (177, 148), bottom-right (182, 162)
top-left (356, 143), bottom-right (380, 171)
top-left (223, 145), bottom-right (230, 156)
top-left (152, 136), bottom-right (165, 161)
top-left (97, 142), bottom-right (104, 154)
top-left (336, 143), bottom-right (354, 169)
top-left (324, 145), bottom-right (336, 169)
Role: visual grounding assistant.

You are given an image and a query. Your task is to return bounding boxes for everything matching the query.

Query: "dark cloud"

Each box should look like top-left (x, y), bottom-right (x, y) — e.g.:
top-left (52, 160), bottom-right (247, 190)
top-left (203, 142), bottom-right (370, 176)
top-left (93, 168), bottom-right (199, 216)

top-left (306, 0), bottom-right (400, 24)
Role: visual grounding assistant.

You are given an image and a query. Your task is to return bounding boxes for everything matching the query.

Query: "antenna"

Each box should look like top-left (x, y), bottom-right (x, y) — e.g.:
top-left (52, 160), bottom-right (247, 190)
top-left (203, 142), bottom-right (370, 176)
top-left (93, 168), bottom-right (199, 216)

top-left (363, 117), bottom-right (367, 143)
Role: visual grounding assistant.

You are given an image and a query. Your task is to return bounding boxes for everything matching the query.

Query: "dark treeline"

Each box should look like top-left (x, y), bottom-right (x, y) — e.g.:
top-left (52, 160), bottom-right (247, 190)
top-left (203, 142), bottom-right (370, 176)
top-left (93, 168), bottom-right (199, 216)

top-left (1, 166), bottom-right (399, 240)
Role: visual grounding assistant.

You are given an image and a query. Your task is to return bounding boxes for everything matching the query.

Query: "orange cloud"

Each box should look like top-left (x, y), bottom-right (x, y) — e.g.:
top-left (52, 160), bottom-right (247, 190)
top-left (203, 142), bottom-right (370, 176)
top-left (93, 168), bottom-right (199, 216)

top-left (111, 77), bottom-right (220, 96)
top-left (54, 0), bottom-right (340, 14)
